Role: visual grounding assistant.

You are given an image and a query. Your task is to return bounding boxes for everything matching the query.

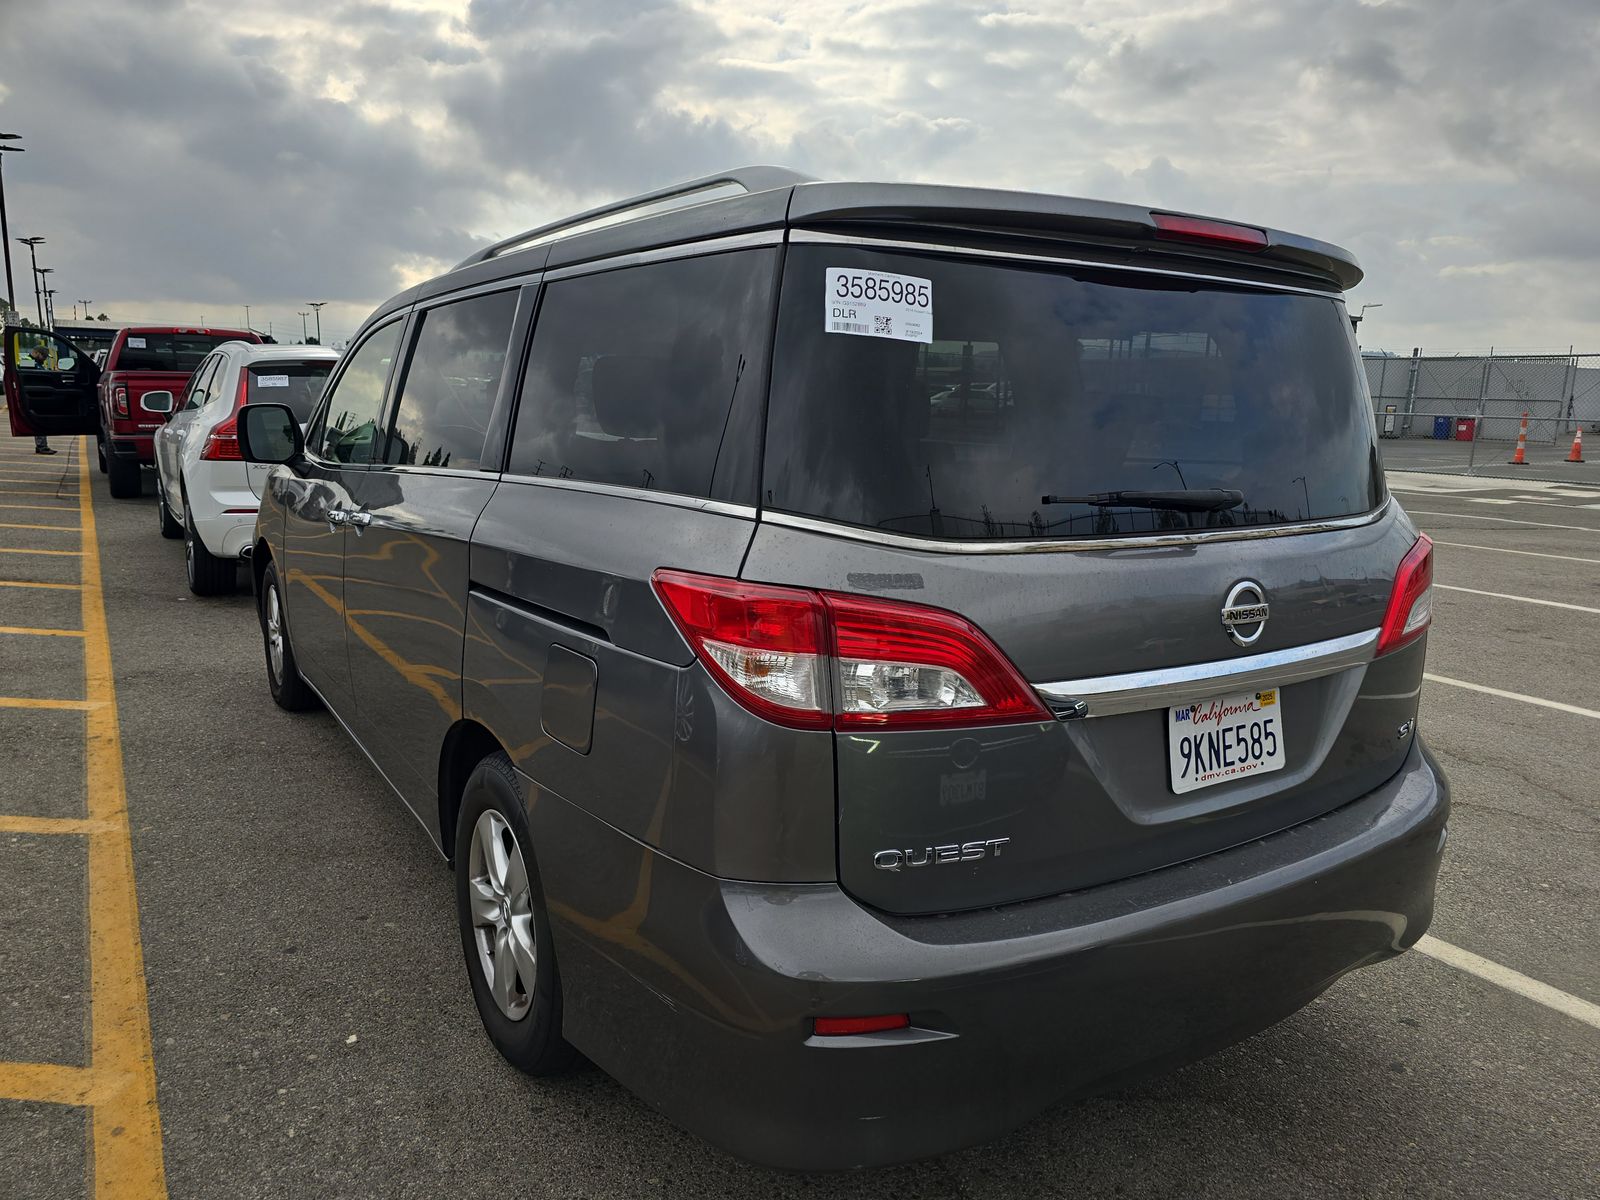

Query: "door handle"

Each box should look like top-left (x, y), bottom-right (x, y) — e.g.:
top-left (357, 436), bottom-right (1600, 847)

top-left (325, 508), bottom-right (348, 528)
top-left (345, 511), bottom-right (372, 530)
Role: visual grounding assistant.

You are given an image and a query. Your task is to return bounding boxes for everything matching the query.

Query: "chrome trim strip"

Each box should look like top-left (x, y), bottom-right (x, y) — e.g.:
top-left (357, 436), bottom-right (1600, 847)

top-left (759, 499), bottom-right (1389, 555)
top-left (494, 471), bottom-right (758, 519)
top-left (787, 229), bottom-right (1344, 298)
top-left (1035, 628), bottom-right (1380, 718)
top-left (541, 230), bottom-right (785, 282)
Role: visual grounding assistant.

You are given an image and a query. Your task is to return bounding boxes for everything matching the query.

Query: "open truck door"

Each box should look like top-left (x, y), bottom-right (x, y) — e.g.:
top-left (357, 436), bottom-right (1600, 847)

top-left (5, 326), bottom-right (102, 438)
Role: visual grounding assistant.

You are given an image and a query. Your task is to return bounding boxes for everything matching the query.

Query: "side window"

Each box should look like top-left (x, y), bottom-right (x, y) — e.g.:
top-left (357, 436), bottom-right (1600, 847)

top-left (312, 322), bottom-right (404, 465)
top-left (507, 249), bottom-right (777, 498)
top-left (10, 330), bottom-right (74, 373)
top-left (182, 357), bottom-right (218, 412)
top-left (383, 290), bottom-right (518, 471)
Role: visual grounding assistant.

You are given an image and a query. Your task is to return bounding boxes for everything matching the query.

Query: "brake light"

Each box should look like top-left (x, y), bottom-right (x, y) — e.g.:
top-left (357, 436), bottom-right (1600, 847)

top-left (813, 1014), bottom-right (910, 1037)
top-left (651, 570), bottom-right (1050, 731)
top-left (112, 384), bottom-right (129, 418)
top-left (200, 415), bottom-right (242, 461)
top-left (1376, 535), bottom-right (1433, 656)
top-left (1151, 212), bottom-right (1269, 250)
top-left (234, 370), bottom-right (250, 412)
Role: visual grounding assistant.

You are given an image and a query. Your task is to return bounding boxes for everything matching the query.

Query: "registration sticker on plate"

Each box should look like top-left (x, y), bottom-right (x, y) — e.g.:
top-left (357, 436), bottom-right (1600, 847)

top-left (1168, 689), bottom-right (1285, 794)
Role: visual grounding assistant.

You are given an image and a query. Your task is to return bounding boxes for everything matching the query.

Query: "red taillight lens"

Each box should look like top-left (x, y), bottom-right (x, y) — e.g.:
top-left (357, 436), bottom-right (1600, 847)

top-left (1376, 535), bottom-right (1434, 656)
top-left (200, 415), bottom-right (243, 461)
top-left (825, 592), bottom-right (1049, 730)
top-left (234, 371), bottom-right (250, 411)
top-left (112, 385), bottom-right (129, 418)
top-left (652, 571), bottom-right (830, 728)
top-left (651, 570), bottom-right (1050, 731)
top-left (813, 1014), bottom-right (910, 1037)
top-left (1151, 211), bottom-right (1269, 250)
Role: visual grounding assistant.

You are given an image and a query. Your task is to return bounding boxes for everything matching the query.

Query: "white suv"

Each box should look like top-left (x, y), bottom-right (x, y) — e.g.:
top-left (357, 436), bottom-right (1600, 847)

top-left (145, 341), bottom-right (338, 594)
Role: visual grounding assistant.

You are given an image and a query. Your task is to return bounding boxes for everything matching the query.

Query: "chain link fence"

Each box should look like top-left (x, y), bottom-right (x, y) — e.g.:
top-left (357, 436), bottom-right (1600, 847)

top-left (1367, 350), bottom-right (1600, 479)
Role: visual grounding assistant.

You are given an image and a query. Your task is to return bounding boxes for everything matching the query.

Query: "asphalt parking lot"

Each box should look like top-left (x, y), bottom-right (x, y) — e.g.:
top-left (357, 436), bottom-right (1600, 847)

top-left (1, 437), bottom-right (1597, 1199)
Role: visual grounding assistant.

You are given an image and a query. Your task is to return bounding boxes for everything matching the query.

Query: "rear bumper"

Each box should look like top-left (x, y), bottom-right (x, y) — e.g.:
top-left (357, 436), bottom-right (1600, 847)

top-left (108, 432), bottom-right (157, 463)
top-left (531, 739), bottom-right (1449, 1171)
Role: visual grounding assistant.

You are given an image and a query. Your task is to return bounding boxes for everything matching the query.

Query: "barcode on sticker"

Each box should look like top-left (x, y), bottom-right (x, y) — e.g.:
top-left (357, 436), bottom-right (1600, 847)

top-left (831, 321), bottom-right (870, 334)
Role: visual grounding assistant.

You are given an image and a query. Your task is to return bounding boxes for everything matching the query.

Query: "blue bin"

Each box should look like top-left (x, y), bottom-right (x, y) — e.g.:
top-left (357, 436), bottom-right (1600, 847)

top-left (1432, 416), bottom-right (1452, 439)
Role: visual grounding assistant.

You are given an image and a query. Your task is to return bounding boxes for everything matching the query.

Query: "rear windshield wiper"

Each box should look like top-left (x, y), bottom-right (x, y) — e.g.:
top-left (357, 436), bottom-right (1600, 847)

top-left (1039, 488), bottom-right (1245, 513)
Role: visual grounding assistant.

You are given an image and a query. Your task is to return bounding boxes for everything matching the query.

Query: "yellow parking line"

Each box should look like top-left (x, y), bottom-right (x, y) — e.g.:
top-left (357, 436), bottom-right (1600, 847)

top-left (0, 547), bottom-right (84, 556)
top-left (0, 814), bottom-right (104, 835)
top-left (0, 580), bottom-right (84, 590)
top-left (78, 437), bottom-right (168, 1197)
top-left (0, 625), bottom-right (87, 637)
top-left (0, 696), bottom-right (96, 710)
top-left (0, 1061), bottom-right (96, 1106)
top-left (0, 521), bottom-right (81, 531)
top-left (0, 502), bottom-right (79, 512)
top-left (0, 488), bottom-right (76, 497)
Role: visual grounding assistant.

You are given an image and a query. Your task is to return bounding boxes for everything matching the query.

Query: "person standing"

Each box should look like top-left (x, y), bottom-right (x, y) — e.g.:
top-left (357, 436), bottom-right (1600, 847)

top-left (34, 433), bottom-right (56, 455)
top-left (25, 345), bottom-right (57, 453)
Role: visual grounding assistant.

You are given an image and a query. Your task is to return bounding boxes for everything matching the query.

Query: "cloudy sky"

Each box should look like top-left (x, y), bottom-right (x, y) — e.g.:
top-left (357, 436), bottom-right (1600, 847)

top-left (1, 0), bottom-right (1595, 352)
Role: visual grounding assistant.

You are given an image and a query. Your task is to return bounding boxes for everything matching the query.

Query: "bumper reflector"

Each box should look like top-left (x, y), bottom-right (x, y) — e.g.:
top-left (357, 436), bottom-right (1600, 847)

top-left (813, 1014), bottom-right (910, 1037)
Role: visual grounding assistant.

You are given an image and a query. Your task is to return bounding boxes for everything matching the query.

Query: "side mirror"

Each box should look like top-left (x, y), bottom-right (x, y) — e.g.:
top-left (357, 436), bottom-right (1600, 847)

top-left (237, 403), bottom-right (305, 465)
top-left (140, 390), bottom-right (175, 415)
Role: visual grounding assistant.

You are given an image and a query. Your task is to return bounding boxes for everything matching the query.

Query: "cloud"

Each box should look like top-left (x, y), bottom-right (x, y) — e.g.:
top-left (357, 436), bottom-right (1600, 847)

top-left (0, 0), bottom-right (1595, 351)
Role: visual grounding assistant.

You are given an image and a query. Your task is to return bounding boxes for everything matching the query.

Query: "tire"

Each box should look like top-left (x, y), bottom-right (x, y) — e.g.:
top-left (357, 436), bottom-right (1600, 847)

top-left (454, 753), bottom-right (576, 1077)
top-left (106, 448), bottom-right (140, 498)
top-left (155, 468), bottom-right (182, 539)
top-left (183, 490), bottom-right (236, 596)
top-left (258, 559), bottom-right (317, 712)
top-left (96, 431), bottom-right (108, 475)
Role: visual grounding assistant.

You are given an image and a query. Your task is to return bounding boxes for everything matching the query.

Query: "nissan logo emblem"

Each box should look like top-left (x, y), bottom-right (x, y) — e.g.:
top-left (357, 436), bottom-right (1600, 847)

top-left (1221, 580), bottom-right (1270, 647)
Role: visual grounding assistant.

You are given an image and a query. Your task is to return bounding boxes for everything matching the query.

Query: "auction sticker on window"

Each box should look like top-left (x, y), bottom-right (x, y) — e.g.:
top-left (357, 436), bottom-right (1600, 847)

top-left (254, 374), bottom-right (290, 388)
top-left (824, 267), bottom-right (932, 344)
top-left (1167, 688), bottom-right (1284, 794)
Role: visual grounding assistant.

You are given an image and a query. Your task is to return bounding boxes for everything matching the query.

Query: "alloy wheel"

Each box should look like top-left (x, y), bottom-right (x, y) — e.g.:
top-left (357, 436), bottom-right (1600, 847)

top-left (264, 584), bottom-right (286, 684)
top-left (467, 809), bottom-right (537, 1021)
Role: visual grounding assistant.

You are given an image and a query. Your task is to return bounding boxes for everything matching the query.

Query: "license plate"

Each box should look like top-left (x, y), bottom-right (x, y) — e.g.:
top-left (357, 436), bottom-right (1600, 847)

top-left (1168, 688), bottom-right (1285, 794)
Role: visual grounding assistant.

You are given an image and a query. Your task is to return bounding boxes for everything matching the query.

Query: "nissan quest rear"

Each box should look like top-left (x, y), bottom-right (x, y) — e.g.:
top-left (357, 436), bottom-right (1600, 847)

top-left (237, 167), bottom-right (1447, 1172)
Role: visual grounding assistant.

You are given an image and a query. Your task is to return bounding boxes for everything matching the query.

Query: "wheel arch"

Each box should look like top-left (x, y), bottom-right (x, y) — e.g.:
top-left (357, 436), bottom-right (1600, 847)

top-left (437, 720), bottom-right (509, 865)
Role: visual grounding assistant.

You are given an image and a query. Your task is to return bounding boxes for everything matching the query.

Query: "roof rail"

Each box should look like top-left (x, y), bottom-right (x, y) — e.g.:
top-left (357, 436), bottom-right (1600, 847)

top-left (455, 165), bottom-right (814, 269)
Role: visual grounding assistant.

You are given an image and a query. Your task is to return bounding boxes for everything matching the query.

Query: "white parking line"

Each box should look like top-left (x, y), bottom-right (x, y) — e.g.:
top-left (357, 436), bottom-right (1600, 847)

top-left (1406, 509), bottom-right (1600, 533)
top-left (1414, 936), bottom-right (1600, 1031)
top-left (1432, 540), bottom-right (1600, 566)
top-left (1424, 673), bottom-right (1600, 721)
top-left (1435, 584), bottom-right (1600, 614)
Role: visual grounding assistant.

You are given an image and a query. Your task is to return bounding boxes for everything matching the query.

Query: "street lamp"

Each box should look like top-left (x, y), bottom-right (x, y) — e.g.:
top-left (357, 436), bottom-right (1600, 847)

top-left (297, 310), bottom-right (310, 342)
top-left (43, 286), bottom-right (58, 328)
top-left (1351, 302), bottom-right (1382, 335)
top-left (16, 236), bottom-right (44, 325)
top-left (0, 134), bottom-right (23, 317)
top-left (308, 301), bottom-right (326, 344)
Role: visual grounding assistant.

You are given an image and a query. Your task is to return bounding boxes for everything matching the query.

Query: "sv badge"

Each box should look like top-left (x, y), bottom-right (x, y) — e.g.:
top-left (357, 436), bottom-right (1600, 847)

top-left (873, 837), bottom-right (1011, 872)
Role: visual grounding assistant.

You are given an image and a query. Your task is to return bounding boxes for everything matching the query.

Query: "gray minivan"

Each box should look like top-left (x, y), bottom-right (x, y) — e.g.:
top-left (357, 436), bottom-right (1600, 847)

top-left (238, 167), bottom-right (1447, 1171)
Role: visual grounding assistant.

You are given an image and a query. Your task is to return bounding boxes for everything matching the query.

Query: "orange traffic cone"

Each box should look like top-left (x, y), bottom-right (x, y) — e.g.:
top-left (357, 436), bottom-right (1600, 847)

top-left (1567, 428), bottom-right (1585, 463)
top-left (1509, 412), bottom-right (1529, 465)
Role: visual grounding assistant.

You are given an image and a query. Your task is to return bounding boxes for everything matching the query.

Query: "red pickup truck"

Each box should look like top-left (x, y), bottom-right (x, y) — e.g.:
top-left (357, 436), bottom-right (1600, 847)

top-left (4, 324), bottom-right (260, 496)
top-left (96, 326), bottom-right (259, 497)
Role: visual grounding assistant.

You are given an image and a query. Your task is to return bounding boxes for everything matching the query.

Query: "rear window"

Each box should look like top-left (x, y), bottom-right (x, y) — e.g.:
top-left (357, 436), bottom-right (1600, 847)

top-left (246, 361), bottom-right (333, 423)
top-left (116, 333), bottom-right (243, 372)
top-left (764, 246), bottom-right (1381, 541)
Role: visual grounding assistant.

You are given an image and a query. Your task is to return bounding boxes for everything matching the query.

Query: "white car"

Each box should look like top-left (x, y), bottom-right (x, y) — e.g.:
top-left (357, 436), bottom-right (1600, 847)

top-left (145, 342), bottom-right (339, 594)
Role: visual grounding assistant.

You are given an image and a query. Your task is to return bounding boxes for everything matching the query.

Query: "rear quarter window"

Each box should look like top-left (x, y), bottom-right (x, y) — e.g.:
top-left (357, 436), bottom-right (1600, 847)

top-left (506, 248), bottom-right (778, 502)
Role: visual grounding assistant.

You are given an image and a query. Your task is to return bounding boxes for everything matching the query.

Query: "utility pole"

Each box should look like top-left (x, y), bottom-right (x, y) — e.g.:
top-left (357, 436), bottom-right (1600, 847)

top-left (243, 304), bottom-right (251, 334)
top-left (17, 236), bottom-right (44, 325)
top-left (0, 134), bottom-right (23, 317)
top-left (308, 301), bottom-right (326, 345)
top-left (78, 300), bottom-right (91, 323)
top-left (43, 286), bottom-right (57, 328)
top-left (35, 265), bottom-right (53, 328)
top-left (298, 310), bottom-right (309, 342)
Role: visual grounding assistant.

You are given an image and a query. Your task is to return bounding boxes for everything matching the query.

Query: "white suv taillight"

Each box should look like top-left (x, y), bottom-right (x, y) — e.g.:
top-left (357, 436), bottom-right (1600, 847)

top-left (1376, 535), bottom-right (1434, 656)
top-left (652, 570), bottom-right (1050, 731)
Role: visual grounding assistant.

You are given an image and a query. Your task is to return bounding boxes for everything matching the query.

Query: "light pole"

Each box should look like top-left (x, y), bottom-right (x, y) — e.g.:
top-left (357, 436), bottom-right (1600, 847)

top-left (78, 299), bottom-right (91, 323)
top-left (1350, 302), bottom-right (1382, 335)
top-left (308, 301), bottom-right (326, 345)
top-left (243, 304), bottom-right (252, 334)
top-left (35, 265), bottom-right (53, 328)
top-left (297, 310), bottom-right (309, 342)
top-left (16, 235), bottom-right (44, 325)
top-left (0, 134), bottom-right (23, 317)
top-left (43, 286), bottom-right (57, 328)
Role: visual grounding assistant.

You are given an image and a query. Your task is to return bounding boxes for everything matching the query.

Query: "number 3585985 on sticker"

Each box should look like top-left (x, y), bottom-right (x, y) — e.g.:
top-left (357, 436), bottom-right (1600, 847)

top-left (824, 267), bottom-right (933, 344)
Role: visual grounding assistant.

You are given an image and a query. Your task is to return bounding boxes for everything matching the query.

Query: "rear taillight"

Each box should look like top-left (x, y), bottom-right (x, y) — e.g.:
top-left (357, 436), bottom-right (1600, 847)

top-left (112, 384), bottom-right (129, 417)
top-left (235, 371), bottom-right (250, 410)
top-left (200, 415), bottom-right (243, 461)
top-left (1151, 211), bottom-right (1269, 250)
top-left (1376, 535), bottom-right (1433, 656)
top-left (652, 570), bottom-right (1050, 731)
